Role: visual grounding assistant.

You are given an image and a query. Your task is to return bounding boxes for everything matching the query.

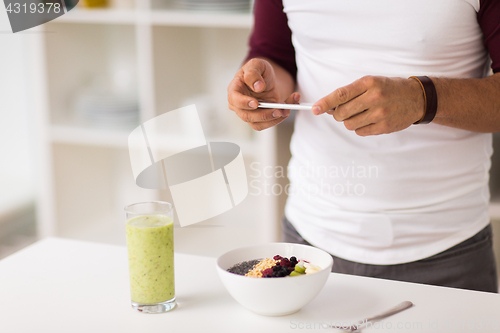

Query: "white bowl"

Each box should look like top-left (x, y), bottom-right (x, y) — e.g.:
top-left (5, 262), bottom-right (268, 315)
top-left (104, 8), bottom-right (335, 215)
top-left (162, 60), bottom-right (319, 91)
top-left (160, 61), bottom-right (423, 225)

top-left (216, 243), bottom-right (334, 316)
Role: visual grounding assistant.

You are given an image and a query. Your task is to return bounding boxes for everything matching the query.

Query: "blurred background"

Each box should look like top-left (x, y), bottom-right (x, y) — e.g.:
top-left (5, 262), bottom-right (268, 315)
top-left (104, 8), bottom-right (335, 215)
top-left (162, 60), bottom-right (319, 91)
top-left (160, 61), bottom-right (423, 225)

top-left (0, 0), bottom-right (295, 259)
top-left (0, 11), bottom-right (36, 258)
top-left (0, 0), bottom-right (498, 289)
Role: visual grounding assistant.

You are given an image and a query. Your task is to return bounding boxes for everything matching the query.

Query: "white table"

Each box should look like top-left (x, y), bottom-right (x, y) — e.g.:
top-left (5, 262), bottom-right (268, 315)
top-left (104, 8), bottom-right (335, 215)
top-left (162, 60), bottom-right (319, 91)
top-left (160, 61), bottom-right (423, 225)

top-left (0, 238), bottom-right (499, 333)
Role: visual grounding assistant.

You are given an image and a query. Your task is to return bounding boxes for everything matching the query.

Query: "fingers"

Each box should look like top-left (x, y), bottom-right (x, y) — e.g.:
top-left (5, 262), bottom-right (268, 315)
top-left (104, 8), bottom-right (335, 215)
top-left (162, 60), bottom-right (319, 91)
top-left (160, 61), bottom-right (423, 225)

top-left (249, 93), bottom-right (299, 130)
top-left (227, 70), bottom-right (279, 130)
top-left (342, 110), bottom-right (372, 131)
top-left (228, 106), bottom-right (287, 131)
top-left (313, 76), bottom-right (422, 136)
top-left (227, 58), bottom-right (277, 115)
top-left (242, 58), bottom-right (274, 93)
top-left (354, 122), bottom-right (390, 137)
top-left (228, 102), bottom-right (283, 124)
top-left (312, 76), bottom-right (376, 115)
top-left (284, 92), bottom-right (300, 104)
top-left (227, 92), bottom-right (300, 131)
top-left (227, 77), bottom-right (259, 110)
top-left (329, 91), bottom-right (371, 122)
top-left (250, 117), bottom-right (288, 131)
top-left (227, 57), bottom-right (299, 131)
top-left (282, 92), bottom-right (301, 118)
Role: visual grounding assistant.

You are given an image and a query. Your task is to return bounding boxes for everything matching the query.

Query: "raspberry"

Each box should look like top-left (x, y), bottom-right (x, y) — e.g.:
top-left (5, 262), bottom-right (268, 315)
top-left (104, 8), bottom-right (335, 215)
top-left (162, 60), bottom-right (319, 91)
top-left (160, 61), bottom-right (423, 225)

top-left (261, 268), bottom-right (274, 276)
top-left (280, 259), bottom-right (291, 267)
top-left (273, 255), bottom-right (283, 261)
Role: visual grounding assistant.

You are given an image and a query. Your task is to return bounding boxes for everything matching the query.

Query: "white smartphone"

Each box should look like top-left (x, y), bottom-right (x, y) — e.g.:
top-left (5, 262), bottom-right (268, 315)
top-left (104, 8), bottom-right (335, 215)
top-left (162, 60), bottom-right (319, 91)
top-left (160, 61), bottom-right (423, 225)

top-left (257, 102), bottom-right (313, 111)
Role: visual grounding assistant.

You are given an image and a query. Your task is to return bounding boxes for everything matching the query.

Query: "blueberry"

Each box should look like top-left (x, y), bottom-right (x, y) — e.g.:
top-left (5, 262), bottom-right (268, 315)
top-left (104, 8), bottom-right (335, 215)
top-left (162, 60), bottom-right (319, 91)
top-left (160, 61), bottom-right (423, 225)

top-left (280, 260), bottom-right (291, 267)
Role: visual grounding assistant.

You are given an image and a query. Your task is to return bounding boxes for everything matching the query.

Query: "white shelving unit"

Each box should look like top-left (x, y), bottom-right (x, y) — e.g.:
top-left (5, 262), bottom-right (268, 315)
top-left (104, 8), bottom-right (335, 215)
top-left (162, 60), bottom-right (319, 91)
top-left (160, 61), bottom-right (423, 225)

top-left (29, 1), bottom-right (284, 257)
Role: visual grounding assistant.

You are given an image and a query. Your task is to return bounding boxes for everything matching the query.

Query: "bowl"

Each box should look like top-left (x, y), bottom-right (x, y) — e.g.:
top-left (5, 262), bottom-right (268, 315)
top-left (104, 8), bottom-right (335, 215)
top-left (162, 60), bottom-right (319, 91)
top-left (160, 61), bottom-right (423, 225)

top-left (216, 242), bottom-right (334, 316)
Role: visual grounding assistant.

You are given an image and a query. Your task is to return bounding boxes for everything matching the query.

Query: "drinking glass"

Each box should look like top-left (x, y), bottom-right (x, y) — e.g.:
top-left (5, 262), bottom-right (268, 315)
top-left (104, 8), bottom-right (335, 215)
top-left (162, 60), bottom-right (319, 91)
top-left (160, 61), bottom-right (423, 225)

top-left (124, 201), bottom-right (175, 313)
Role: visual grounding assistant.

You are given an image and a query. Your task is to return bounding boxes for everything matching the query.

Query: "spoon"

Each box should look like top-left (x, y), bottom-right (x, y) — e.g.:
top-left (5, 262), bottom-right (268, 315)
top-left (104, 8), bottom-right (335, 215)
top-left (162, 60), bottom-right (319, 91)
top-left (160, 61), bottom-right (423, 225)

top-left (331, 301), bottom-right (414, 332)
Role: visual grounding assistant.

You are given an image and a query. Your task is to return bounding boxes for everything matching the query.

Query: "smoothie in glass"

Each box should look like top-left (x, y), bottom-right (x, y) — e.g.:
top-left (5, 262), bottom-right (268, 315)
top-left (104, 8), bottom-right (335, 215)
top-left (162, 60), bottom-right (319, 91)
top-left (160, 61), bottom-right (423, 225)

top-left (126, 215), bottom-right (174, 305)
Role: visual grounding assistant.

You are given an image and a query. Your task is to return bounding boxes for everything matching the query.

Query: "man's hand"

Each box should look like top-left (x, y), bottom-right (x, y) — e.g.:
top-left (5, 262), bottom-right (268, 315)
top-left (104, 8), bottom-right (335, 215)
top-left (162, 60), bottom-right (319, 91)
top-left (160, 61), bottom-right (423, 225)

top-left (228, 58), bottom-right (300, 131)
top-left (312, 76), bottom-right (425, 136)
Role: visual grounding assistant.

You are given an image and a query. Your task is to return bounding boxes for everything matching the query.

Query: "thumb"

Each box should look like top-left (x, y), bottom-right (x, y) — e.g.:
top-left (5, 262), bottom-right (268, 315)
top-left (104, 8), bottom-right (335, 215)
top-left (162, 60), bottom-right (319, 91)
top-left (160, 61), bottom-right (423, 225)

top-left (243, 58), bottom-right (275, 93)
top-left (284, 92), bottom-right (300, 104)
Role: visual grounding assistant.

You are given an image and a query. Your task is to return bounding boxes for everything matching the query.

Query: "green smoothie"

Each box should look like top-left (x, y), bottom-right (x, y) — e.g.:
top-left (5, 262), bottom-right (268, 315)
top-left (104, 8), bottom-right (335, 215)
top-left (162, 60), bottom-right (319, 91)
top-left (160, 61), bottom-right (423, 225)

top-left (126, 215), bottom-right (174, 304)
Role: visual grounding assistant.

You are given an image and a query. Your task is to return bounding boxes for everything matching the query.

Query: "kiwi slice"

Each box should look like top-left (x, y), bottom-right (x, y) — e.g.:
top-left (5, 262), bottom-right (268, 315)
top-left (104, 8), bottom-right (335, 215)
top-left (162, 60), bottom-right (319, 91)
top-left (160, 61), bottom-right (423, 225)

top-left (294, 265), bottom-right (306, 274)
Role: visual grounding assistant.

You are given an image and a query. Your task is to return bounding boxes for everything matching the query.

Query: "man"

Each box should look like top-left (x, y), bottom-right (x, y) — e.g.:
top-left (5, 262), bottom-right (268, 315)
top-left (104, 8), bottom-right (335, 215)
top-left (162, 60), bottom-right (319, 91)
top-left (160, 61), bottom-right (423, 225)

top-left (227, 0), bottom-right (500, 292)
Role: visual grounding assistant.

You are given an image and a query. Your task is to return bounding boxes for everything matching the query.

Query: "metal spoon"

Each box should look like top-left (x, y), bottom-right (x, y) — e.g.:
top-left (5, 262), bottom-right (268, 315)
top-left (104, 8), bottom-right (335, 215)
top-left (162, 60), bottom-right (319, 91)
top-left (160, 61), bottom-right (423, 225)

top-left (331, 301), bottom-right (414, 332)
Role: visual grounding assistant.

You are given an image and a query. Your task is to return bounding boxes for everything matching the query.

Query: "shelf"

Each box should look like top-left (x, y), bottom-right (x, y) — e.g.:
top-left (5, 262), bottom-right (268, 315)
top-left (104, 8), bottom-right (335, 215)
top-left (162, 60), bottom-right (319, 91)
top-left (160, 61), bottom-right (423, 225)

top-left (50, 123), bottom-right (259, 156)
top-left (51, 124), bottom-right (133, 148)
top-left (55, 8), bottom-right (138, 24)
top-left (53, 8), bottom-right (252, 28)
top-left (150, 10), bottom-right (252, 28)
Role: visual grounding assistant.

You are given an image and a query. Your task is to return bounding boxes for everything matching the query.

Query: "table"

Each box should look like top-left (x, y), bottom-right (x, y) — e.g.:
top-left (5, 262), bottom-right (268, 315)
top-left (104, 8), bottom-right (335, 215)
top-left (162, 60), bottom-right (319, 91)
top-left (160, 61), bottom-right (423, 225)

top-left (0, 238), bottom-right (499, 332)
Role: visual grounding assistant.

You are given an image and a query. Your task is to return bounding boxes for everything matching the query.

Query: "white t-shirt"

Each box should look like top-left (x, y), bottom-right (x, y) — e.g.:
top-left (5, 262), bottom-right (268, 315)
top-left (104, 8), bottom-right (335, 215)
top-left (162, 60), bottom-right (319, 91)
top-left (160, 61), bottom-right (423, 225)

top-left (283, 0), bottom-right (493, 264)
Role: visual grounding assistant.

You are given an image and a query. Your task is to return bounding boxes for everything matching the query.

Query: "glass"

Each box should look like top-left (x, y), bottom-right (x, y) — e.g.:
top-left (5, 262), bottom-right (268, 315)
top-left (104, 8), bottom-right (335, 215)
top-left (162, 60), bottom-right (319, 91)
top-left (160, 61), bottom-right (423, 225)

top-left (124, 201), bottom-right (175, 313)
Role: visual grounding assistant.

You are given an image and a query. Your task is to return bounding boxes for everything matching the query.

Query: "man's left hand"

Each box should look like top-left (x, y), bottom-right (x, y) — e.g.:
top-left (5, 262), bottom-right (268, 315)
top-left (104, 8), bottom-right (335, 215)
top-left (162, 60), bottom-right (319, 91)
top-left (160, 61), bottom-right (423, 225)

top-left (312, 76), bottom-right (425, 136)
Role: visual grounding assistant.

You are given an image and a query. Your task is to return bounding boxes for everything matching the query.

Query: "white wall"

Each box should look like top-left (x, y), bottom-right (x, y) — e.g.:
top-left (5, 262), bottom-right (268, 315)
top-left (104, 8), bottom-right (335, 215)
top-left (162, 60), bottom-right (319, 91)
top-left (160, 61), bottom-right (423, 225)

top-left (0, 8), bottom-right (35, 217)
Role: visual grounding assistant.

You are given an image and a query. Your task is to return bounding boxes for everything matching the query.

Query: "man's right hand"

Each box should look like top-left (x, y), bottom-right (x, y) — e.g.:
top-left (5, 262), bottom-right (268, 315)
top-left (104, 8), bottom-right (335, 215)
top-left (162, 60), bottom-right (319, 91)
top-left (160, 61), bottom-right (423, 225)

top-left (227, 58), bottom-right (299, 131)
